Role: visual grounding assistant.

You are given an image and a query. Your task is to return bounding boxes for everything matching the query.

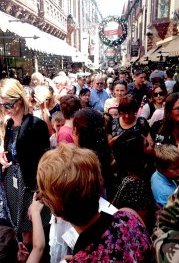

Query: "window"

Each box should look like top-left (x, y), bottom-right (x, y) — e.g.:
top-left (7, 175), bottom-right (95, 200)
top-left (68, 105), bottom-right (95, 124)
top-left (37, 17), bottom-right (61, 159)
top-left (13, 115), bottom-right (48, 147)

top-left (157, 0), bottom-right (170, 19)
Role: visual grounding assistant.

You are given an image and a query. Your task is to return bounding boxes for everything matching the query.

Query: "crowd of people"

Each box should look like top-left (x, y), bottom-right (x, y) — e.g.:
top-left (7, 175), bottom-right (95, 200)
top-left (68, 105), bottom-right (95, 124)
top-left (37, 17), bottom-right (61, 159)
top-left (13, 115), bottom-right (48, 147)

top-left (0, 65), bottom-right (178, 262)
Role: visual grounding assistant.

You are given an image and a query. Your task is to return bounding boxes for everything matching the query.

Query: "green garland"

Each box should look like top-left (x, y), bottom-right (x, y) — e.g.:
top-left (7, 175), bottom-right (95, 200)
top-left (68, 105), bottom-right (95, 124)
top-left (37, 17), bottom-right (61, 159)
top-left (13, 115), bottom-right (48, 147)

top-left (99, 16), bottom-right (127, 47)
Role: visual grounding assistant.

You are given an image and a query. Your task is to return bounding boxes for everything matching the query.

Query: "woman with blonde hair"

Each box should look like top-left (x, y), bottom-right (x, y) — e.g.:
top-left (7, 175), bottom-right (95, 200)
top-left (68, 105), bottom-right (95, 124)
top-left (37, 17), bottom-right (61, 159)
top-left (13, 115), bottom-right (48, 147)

top-left (31, 72), bottom-right (44, 87)
top-left (0, 78), bottom-right (50, 248)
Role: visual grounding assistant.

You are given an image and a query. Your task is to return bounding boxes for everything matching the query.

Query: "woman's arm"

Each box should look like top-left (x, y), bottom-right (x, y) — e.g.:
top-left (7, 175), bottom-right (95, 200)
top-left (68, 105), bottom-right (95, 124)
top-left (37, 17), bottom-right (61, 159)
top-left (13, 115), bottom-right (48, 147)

top-left (107, 134), bottom-right (120, 147)
top-left (27, 194), bottom-right (45, 263)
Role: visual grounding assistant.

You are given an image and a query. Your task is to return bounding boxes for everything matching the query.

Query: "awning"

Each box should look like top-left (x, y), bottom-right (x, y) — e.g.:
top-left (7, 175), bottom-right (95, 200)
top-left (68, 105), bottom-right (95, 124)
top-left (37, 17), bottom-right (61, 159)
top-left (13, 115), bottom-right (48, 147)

top-left (162, 36), bottom-right (179, 57)
top-left (130, 57), bottom-right (139, 63)
top-left (140, 46), bottom-right (162, 62)
top-left (72, 52), bottom-right (87, 62)
top-left (0, 10), bottom-right (77, 57)
top-left (139, 46), bottom-right (158, 63)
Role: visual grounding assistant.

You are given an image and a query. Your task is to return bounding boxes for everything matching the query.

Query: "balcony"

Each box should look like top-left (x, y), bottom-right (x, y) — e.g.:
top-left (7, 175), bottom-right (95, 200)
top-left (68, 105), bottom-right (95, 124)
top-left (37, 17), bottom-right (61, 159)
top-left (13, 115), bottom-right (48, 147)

top-left (12, 0), bottom-right (38, 14)
top-left (44, 0), bottom-right (67, 34)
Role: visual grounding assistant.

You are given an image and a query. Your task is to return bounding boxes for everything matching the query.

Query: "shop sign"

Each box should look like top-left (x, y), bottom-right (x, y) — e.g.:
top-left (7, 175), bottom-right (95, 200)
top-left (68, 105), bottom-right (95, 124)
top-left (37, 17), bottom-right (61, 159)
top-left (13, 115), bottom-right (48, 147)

top-left (131, 44), bottom-right (139, 57)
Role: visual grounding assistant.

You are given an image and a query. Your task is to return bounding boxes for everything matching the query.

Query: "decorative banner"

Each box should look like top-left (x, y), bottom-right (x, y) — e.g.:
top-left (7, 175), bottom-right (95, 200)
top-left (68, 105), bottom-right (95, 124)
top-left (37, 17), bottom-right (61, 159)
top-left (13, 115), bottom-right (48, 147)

top-left (99, 16), bottom-right (127, 47)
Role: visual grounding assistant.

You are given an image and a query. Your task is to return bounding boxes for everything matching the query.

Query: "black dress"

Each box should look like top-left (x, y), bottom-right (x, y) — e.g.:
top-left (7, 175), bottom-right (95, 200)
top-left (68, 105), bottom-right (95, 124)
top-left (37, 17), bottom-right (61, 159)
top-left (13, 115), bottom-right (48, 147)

top-left (111, 117), bottom-right (150, 179)
top-left (4, 114), bottom-right (50, 233)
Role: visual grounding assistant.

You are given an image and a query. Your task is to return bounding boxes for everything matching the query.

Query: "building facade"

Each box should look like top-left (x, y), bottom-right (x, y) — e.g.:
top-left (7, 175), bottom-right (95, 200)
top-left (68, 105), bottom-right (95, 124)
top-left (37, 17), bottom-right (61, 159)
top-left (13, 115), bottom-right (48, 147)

top-left (121, 0), bottom-right (179, 67)
top-left (0, 0), bottom-right (102, 76)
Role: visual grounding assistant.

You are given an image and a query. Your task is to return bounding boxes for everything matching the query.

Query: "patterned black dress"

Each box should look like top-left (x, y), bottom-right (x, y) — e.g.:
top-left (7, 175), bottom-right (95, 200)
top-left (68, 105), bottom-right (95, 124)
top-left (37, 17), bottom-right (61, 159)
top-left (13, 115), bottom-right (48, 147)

top-left (4, 121), bottom-right (50, 234)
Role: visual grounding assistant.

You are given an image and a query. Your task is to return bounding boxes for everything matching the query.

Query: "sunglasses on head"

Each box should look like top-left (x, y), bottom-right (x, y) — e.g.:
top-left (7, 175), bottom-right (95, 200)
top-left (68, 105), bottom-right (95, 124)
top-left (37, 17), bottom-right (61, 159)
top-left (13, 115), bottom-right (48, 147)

top-left (153, 91), bottom-right (164, 97)
top-left (0, 99), bottom-right (19, 110)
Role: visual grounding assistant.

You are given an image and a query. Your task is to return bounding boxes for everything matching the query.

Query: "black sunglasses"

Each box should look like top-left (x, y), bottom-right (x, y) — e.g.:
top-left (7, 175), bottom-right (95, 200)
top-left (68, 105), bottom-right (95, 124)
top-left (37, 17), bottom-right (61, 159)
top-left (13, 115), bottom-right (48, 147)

top-left (0, 99), bottom-right (19, 110)
top-left (153, 91), bottom-right (164, 97)
top-left (96, 82), bottom-right (104, 85)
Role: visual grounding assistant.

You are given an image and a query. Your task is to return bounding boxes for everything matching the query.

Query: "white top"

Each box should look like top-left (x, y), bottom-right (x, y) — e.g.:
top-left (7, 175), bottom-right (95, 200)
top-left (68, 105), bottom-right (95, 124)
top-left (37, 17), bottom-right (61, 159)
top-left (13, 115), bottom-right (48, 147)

top-left (149, 108), bottom-right (164, 127)
top-left (165, 80), bottom-right (176, 94)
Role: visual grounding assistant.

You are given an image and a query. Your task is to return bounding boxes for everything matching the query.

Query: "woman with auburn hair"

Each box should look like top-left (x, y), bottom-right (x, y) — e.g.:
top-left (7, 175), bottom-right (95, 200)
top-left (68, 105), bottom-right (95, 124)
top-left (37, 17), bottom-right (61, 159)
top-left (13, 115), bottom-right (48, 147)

top-left (37, 143), bottom-right (152, 262)
top-left (0, 78), bottom-right (50, 249)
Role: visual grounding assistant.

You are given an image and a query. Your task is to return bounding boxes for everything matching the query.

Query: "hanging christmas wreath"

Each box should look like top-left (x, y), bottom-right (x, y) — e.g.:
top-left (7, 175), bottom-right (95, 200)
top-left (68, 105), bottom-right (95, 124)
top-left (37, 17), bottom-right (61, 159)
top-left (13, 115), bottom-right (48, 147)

top-left (99, 16), bottom-right (127, 47)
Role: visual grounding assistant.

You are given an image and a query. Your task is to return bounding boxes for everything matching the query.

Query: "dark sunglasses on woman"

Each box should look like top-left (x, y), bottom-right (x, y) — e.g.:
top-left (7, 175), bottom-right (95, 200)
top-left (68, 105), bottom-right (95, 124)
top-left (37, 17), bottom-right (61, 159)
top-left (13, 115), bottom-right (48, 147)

top-left (153, 91), bottom-right (164, 97)
top-left (0, 99), bottom-right (19, 110)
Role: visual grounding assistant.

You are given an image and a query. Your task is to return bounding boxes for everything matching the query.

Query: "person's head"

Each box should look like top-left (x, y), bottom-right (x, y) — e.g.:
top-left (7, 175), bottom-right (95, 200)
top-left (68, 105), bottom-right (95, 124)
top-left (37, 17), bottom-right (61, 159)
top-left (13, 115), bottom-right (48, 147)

top-left (166, 69), bottom-right (174, 79)
top-left (53, 76), bottom-right (71, 98)
top-left (86, 77), bottom-right (92, 88)
top-left (108, 107), bottom-right (119, 119)
top-left (37, 143), bottom-right (103, 226)
top-left (103, 112), bottom-right (113, 131)
top-left (119, 71), bottom-right (127, 81)
top-left (1, 71), bottom-right (7, 79)
top-left (106, 77), bottom-right (113, 88)
top-left (0, 224), bottom-right (18, 263)
top-left (0, 78), bottom-right (29, 118)
top-left (34, 85), bottom-right (53, 105)
top-left (51, 111), bottom-right (65, 133)
top-left (67, 85), bottom-right (76, 95)
top-left (60, 95), bottom-right (81, 120)
top-left (112, 80), bottom-right (127, 99)
top-left (57, 71), bottom-right (66, 77)
top-left (79, 88), bottom-right (90, 106)
top-left (134, 70), bottom-right (145, 86)
top-left (73, 108), bottom-right (107, 148)
top-left (22, 74), bottom-right (31, 86)
top-left (118, 95), bottom-right (138, 125)
top-left (77, 75), bottom-right (86, 88)
top-left (93, 75), bottom-right (105, 91)
top-left (160, 92), bottom-right (179, 135)
top-left (31, 72), bottom-right (44, 86)
top-left (154, 144), bottom-right (179, 179)
top-left (9, 68), bottom-right (17, 79)
top-left (151, 82), bottom-right (167, 105)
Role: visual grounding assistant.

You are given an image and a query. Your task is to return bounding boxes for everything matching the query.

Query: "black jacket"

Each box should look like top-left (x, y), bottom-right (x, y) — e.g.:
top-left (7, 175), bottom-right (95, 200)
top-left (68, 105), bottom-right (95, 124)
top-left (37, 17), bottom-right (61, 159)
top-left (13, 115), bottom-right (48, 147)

top-left (4, 114), bottom-right (50, 189)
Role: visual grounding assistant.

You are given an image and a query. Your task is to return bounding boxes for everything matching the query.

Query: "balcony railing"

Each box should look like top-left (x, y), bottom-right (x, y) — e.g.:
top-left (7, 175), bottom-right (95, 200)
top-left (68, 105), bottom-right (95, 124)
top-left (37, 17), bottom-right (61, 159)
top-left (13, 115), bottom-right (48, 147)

top-left (44, 0), bottom-right (67, 33)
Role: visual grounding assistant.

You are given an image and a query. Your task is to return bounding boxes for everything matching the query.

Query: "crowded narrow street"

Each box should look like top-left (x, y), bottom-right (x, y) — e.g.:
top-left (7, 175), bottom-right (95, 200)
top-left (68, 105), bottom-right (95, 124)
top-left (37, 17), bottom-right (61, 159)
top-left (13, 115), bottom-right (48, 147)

top-left (0, 0), bottom-right (179, 262)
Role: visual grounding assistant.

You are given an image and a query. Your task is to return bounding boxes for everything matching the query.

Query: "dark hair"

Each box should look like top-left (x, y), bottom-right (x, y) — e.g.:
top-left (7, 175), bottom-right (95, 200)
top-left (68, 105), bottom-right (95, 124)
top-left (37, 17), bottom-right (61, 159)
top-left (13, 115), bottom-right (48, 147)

top-left (112, 80), bottom-right (127, 90)
top-left (134, 70), bottom-right (144, 77)
top-left (22, 75), bottom-right (31, 86)
top-left (8, 68), bottom-right (17, 78)
top-left (79, 88), bottom-right (90, 97)
top-left (151, 82), bottom-right (168, 99)
top-left (118, 95), bottom-right (138, 113)
top-left (0, 224), bottom-right (18, 262)
top-left (86, 77), bottom-right (92, 85)
top-left (173, 81), bottom-right (179, 93)
top-left (60, 95), bottom-right (81, 119)
top-left (103, 112), bottom-right (113, 133)
top-left (73, 108), bottom-right (111, 181)
top-left (166, 69), bottom-right (174, 79)
top-left (159, 92), bottom-right (179, 135)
